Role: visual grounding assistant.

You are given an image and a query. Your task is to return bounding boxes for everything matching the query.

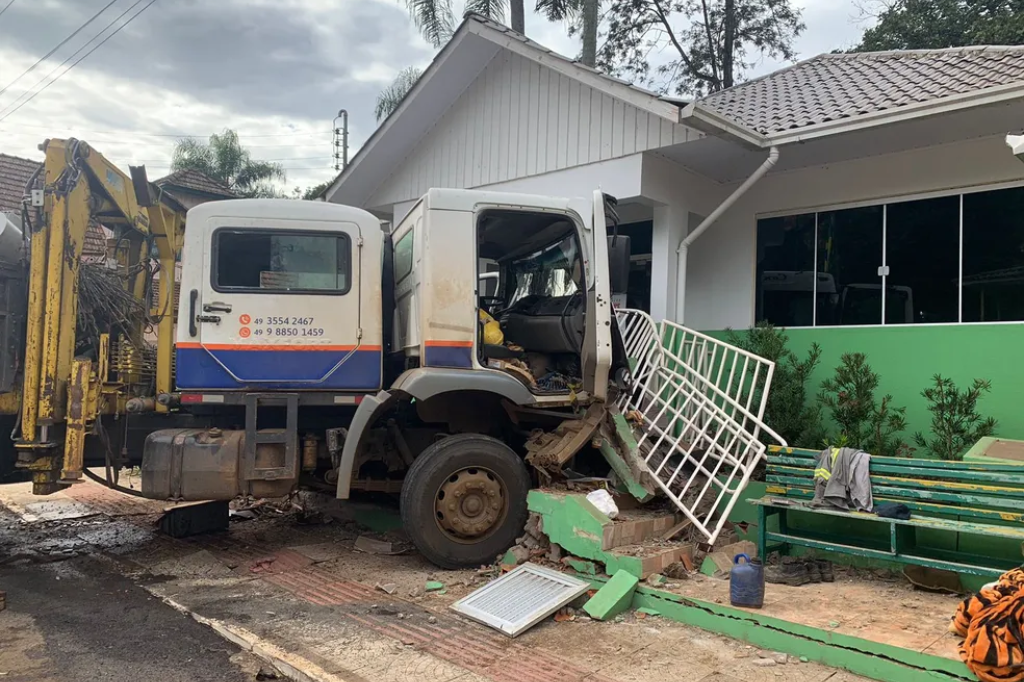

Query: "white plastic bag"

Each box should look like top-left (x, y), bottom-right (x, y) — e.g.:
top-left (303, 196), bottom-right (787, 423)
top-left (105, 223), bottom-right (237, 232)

top-left (586, 489), bottom-right (619, 519)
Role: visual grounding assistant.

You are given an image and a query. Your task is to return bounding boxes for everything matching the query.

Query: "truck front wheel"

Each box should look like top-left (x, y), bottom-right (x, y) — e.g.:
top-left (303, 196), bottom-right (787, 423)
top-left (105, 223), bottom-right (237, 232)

top-left (400, 434), bottom-right (530, 569)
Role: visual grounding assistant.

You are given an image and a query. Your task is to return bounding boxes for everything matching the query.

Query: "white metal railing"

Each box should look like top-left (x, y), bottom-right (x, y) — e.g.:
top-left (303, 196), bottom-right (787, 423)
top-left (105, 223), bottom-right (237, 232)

top-left (613, 309), bottom-right (787, 545)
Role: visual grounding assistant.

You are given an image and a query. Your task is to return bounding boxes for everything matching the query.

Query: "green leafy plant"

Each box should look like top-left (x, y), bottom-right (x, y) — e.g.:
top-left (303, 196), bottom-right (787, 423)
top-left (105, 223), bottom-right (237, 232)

top-left (913, 375), bottom-right (997, 461)
top-left (726, 323), bottom-right (825, 448)
top-left (818, 352), bottom-right (908, 457)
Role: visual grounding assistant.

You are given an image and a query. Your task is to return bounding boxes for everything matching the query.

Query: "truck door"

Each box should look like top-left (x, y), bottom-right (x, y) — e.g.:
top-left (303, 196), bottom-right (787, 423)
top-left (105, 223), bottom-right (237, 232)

top-left (581, 190), bottom-right (613, 400)
top-left (192, 219), bottom-right (366, 390)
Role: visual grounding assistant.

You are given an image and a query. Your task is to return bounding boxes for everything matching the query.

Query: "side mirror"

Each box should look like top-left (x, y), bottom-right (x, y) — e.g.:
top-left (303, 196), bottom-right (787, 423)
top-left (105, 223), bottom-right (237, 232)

top-left (607, 235), bottom-right (631, 295)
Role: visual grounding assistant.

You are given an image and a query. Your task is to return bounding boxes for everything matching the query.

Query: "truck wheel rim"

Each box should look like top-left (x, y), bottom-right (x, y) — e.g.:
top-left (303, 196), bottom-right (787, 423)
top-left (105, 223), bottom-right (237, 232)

top-left (434, 467), bottom-right (508, 544)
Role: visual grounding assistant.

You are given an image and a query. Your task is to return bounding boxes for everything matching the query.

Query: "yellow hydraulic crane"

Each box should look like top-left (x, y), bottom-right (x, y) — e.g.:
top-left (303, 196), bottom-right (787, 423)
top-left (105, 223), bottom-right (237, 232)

top-left (15, 138), bottom-right (185, 494)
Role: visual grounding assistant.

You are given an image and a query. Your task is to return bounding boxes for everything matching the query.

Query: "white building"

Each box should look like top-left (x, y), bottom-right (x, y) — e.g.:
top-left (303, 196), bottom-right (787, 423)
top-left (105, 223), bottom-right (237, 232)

top-left (326, 16), bottom-right (1024, 439)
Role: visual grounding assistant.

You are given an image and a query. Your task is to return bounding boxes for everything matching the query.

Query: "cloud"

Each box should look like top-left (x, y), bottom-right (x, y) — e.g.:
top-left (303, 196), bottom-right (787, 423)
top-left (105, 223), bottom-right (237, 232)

top-left (0, 0), bottom-right (869, 190)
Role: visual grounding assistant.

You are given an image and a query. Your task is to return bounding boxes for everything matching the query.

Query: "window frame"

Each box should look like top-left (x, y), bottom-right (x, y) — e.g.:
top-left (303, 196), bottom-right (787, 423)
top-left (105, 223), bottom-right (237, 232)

top-left (753, 179), bottom-right (1024, 330)
top-left (210, 227), bottom-right (353, 296)
top-left (393, 227), bottom-right (415, 285)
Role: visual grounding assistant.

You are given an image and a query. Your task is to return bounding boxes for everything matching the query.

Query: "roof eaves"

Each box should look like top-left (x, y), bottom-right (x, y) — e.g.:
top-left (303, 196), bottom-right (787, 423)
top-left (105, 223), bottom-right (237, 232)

top-left (467, 17), bottom-right (680, 122)
top-left (679, 101), bottom-right (768, 149)
top-left (766, 78), bottom-right (1024, 146)
top-left (324, 21), bottom-right (477, 204)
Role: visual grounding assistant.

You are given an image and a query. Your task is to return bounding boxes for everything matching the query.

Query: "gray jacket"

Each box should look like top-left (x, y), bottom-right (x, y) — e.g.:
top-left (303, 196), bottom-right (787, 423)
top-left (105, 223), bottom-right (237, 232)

top-left (812, 446), bottom-right (873, 512)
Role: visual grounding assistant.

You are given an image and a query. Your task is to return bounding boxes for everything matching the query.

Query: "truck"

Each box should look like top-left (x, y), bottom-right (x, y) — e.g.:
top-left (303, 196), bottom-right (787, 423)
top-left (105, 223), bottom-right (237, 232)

top-left (4, 138), bottom-right (782, 569)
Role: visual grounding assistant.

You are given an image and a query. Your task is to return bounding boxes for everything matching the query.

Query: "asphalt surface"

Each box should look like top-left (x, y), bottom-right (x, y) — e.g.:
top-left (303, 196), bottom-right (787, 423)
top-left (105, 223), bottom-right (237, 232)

top-left (0, 508), bottom-right (275, 682)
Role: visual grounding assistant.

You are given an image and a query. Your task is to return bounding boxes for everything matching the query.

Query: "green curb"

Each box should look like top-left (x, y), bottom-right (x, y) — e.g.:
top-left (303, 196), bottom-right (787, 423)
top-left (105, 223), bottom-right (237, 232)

top-left (583, 570), bottom-right (638, 621)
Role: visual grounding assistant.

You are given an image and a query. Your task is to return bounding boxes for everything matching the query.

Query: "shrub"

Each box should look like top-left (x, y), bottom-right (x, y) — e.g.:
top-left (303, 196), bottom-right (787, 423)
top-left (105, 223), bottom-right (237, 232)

top-left (726, 323), bottom-right (825, 448)
top-left (818, 352), bottom-right (908, 457)
top-left (914, 375), bottom-right (997, 461)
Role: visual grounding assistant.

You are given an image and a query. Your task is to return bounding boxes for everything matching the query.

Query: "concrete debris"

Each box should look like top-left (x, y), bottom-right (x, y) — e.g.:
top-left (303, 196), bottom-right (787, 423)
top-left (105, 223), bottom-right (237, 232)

top-left (771, 653), bottom-right (788, 664)
top-left (354, 535), bottom-right (397, 555)
top-left (751, 658), bottom-right (777, 667)
top-left (645, 573), bottom-right (667, 587)
top-left (375, 582), bottom-right (398, 595)
top-left (663, 562), bottom-right (690, 580)
top-left (428, 616), bottom-right (437, 624)
top-left (583, 570), bottom-right (638, 621)
top-left (425, 581), bottom-right (445, 592)
top-left (547, 543), bottom-right (562, 562)
top-left (506, 546), bottom-right (531, 565)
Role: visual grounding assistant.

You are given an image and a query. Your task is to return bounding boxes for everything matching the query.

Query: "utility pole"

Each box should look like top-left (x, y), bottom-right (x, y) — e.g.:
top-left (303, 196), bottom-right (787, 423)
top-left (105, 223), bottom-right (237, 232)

top-left (333, 110), bottom-right (349, 171)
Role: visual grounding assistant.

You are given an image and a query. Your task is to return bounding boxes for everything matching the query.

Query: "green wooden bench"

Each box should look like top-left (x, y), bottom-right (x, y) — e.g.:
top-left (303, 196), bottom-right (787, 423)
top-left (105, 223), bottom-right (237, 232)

top-left (750, 446), bottom-right (1024, 578)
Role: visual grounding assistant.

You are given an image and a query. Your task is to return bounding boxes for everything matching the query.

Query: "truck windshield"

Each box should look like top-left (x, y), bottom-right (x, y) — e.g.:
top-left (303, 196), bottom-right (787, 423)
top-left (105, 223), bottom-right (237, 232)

top-left (508, 235), bottom-right (579, 304)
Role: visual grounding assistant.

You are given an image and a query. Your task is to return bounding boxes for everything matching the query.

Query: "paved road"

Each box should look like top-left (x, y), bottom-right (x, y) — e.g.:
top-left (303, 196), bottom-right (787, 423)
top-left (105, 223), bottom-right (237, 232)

top-left (0, 508), bottom-right (279, 682)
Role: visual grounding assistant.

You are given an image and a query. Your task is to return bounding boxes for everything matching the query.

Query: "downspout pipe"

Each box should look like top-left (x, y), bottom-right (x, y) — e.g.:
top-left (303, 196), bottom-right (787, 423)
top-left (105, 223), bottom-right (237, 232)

top-left (675, 146), bottom-right (779, 323)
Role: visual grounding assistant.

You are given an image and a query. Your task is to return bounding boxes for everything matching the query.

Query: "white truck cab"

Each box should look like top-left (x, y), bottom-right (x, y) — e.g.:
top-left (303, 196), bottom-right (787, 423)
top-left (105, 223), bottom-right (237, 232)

top-left (151, 188), bottom-right (625, 569)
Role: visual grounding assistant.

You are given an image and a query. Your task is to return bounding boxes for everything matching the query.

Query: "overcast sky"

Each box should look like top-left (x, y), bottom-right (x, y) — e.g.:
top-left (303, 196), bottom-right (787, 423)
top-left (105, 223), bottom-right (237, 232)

top-left (0, 0), bottom-right (871, 193)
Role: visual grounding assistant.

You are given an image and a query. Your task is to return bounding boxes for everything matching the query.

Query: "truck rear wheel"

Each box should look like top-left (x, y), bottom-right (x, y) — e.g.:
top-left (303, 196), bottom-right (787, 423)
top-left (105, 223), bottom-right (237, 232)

top-left (400, 434), bottom-right (530, 569)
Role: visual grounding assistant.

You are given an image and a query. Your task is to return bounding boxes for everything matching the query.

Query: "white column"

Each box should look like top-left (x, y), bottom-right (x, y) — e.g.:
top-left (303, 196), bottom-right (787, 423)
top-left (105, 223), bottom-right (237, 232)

top-left (649, 202), bottom-right (689, 322)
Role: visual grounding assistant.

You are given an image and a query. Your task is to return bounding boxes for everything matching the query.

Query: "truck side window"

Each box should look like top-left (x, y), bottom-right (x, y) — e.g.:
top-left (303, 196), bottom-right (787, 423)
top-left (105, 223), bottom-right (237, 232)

top-left (214, 229), bottom-right (351, 294)
top-left (394, 230), bottom-right (414, 284)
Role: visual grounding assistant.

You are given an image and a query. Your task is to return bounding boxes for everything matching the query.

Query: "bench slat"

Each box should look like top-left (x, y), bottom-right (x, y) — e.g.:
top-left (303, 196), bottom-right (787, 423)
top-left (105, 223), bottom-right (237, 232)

top-left (768, 456), bottom-right (1024, 486)
top-left (762, 484), bottom-right (1024, 524)
top-left (766, 474), bottom-right (1024, 511)
top-left (767, 467), bottom-right (1024, 499)
top-left (768, 446), bottom-right (1024, 473)
top-left (751, 497), bottom-right (1024, 540)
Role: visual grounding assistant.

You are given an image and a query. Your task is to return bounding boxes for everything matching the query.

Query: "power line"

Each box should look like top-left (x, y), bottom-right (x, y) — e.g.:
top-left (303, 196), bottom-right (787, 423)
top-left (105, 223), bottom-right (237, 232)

top-left (0, 0), bottom-right (18, 21)
top-left (0, 0), bottom-right (159, 124)
top-left (138, 156), bottom-right (330, 163)
top-left (0, 124), bottom-right (332, 138)
top-left (0, 0), bottom-right (119, 99)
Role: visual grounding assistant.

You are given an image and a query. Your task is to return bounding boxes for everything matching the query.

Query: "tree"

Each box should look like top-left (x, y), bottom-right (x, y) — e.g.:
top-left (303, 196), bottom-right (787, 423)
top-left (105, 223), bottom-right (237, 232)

top-left (536, 0), bottom-right (600, 66)
top-left (598, 0), bottom-right (804, 96)
top-left (376, 67), bottom-right (423, 122)
top-left (292, 180), bottom-right (332, 200)
top-left (406, 0), bottom-right (522, 48)
top-left (171, 130), bottom-right (285, 198)
top-left (856, 0), bottom-right (1024, 51)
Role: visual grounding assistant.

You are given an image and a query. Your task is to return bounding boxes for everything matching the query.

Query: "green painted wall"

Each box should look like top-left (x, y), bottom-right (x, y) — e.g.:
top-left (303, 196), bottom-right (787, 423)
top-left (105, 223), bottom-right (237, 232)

top-left (712, 324), bottom-right (1024, 448)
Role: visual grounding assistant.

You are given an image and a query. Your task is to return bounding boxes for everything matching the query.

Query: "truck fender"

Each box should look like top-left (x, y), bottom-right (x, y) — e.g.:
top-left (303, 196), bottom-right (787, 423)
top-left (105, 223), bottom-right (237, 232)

top-left (389, 367), bottom-right (536, 405)
top-left (335, 389), bottom-right (403, 499)
top-left (335, 369), bottom-right (537, 499)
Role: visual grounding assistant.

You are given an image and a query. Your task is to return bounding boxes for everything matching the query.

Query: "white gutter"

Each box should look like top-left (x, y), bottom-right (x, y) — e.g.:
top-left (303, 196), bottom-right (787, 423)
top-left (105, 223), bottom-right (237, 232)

top-left (675, 146), bottom-right (779, 323)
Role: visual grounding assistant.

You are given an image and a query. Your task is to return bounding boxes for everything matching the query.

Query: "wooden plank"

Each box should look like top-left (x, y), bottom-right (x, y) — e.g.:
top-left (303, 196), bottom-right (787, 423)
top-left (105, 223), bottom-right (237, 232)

top-left (768, 446), bottom-right (1024, 472)
top-left (764, 531), bottom-right (1005, 578)
top-left (769, 457), bottom-right (1024, 485)
top-left (759, 485), bottom-right (1024, 524)
top-left (752, 497), bottom-right (1024, 539)
top-left (768, 470), bottom-right (1024, 499)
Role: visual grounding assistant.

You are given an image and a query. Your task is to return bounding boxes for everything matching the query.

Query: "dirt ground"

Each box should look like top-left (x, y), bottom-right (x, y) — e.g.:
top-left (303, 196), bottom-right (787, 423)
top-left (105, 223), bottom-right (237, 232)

top-left (0, 478), bottom-right (888, 682)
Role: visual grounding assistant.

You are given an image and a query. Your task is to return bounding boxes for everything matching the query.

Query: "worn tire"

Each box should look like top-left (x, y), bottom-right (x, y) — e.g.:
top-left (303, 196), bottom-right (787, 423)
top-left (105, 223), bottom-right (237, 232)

top-left (400, 434), bottom-right (530, 569)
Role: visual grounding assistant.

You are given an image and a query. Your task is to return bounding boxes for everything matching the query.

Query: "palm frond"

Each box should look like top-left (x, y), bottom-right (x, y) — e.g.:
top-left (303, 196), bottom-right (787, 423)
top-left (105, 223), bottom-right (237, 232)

top-left (407, 0), bottom-right (456, 47)
top-left (465, 0), bottom-right (509, 22)
top-left (375, 66), bottom-right (424, 121)
top-left (534, 0), bottom-right (580, 21)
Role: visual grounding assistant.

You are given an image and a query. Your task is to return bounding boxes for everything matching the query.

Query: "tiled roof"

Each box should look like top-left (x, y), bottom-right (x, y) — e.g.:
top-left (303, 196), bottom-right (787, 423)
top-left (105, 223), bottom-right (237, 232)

top-left (155, 168), bottom-right (235, 198)
top-left (698, 46), bottom-right (1024, 136)
top-left (0, 153), bottom-right (41, 213)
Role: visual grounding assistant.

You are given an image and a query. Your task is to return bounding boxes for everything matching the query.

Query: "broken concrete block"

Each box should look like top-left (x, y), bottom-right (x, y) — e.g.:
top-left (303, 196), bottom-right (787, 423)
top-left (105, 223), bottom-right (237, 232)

top-left (375, 582), bottom-right (398, 595)
top-left (751, 658), bottom-right (777, 668)
top-left (354, 536), bottom-right (395, 554)
top-left (583, 570), bottom-right (638, 621)
top-left (547, 543), bottom-right (562, 562)
top-left (425, 581), bottom-right (445, 592)
top-left (636, 607), bottom-right (660, 617)
top-left (505, 546), bottom-right (530, 565)
top-left (645, 573), bottom-right (667, 587)
top-left (562, 557), bottom-right (599, 575)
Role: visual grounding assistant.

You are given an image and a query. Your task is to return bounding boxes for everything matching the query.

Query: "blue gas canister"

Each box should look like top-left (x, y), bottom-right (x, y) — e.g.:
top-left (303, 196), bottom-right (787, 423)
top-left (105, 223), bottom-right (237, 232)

top-left (729, 553), bottom-right (765, 608)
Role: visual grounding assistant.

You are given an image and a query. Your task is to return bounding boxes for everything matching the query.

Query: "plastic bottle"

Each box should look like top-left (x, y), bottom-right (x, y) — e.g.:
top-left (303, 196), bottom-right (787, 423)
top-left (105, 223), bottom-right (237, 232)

top-left (729, 553), bottom-right (765, 608)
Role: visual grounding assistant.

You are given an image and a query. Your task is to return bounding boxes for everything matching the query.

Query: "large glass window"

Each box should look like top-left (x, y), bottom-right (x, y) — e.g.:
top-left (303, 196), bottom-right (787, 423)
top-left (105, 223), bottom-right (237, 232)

top-left (817, 206), bottom-right (883, 326)
top-left (755, 184), bottom-right (1024, 328)
top-left (755, 213), bottom-right (815, 326)
top-left (214, 230), bottom-right (351, 293)
top-left (963, 187), bottom-right (1024, 322)
top-left (886, 196), bottom-right (959, 324)
top-left (393, 229), bottom-right (414, 283)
